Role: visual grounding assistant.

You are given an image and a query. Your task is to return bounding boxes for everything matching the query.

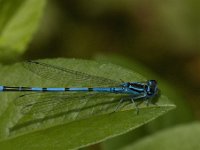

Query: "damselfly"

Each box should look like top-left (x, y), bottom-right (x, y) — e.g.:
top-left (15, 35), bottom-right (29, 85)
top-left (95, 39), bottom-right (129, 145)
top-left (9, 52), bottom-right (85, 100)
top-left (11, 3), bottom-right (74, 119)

top-left (0, 60), bottom-right (159, 114)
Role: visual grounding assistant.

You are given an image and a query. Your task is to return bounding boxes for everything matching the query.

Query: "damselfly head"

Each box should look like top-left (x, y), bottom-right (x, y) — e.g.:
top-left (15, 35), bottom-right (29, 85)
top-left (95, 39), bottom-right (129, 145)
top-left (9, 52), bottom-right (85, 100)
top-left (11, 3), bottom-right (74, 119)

top-left (146, 80), bottom-right (158, 96)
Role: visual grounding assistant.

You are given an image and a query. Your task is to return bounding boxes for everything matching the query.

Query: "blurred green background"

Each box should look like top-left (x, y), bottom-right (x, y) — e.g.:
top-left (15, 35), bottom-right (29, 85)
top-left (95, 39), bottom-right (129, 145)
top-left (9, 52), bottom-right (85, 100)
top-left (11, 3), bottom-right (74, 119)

top-left (1, 0), bottom-right (200, 149)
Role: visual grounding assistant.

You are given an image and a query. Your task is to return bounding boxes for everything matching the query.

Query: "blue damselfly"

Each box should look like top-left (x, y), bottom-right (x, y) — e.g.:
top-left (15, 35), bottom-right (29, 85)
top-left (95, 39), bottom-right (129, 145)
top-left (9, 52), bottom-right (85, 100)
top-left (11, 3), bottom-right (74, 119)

top-left (0, 60), bottom-right (159, 114)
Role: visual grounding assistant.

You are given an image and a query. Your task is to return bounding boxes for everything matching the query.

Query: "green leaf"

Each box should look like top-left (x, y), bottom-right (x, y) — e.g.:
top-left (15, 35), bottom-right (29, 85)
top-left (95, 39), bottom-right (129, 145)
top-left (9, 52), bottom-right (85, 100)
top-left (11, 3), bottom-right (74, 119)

top-left (120, 122), bottom-right (200, 150)
top-left (0, 58), bottom-right (175, 149)
top-left (0, 0), bottom-right (46, 62)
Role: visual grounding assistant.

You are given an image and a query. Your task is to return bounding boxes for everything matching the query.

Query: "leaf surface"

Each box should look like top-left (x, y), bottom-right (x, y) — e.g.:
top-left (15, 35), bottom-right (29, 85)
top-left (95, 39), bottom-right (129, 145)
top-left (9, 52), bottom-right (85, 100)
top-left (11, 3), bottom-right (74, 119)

top-left (0, 0), bottom-right (46, 62)
top-left (0, 58), bottom-right (175, 149)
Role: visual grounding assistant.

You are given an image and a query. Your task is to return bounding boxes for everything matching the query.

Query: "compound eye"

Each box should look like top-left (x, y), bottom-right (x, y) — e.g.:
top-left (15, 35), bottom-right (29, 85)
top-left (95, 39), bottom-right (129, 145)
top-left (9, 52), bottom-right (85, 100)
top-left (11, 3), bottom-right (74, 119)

top-left (146, 80), bottom-right (158, 95)
top-left (146, 86), bottom-right (152, 95)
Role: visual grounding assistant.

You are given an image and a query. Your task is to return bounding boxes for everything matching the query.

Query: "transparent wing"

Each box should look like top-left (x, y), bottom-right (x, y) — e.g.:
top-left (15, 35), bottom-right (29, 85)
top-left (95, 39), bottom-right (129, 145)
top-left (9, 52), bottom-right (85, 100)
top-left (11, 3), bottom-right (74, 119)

top-left (15, 92), bottom-right (121, 115)
top-left (12, 92), bottom-right (126, 133)
top-left (23, 60), bottom-right (121, 87)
